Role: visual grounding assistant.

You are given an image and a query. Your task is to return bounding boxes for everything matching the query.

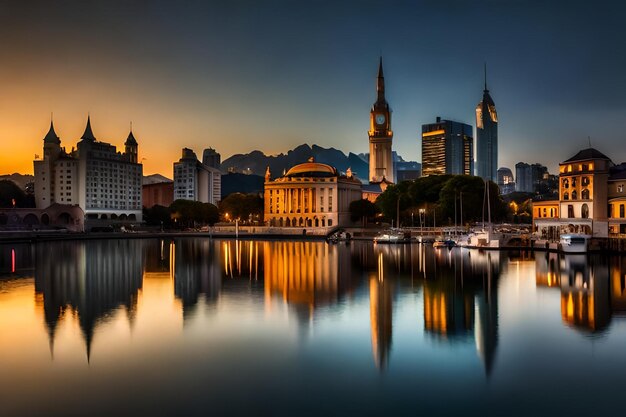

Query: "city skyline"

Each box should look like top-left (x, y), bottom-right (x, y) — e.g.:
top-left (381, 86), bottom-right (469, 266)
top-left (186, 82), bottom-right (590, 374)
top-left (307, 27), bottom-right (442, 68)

top-left (1, 1), bottom-right (625, 176)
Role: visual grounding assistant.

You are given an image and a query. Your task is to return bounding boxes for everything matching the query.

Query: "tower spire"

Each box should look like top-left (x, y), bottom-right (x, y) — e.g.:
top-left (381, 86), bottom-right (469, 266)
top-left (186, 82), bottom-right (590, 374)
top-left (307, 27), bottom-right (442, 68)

top-left (376, 56), bottom-right (385, 103)
top-left (81, 115), bottom-right (96, 141)
top-left (484, 62), bottom-right (488, 91)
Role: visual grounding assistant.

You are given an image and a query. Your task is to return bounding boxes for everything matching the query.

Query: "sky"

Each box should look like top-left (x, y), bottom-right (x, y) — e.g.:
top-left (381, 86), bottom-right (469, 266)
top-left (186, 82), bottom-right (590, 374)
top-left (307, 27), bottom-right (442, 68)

top-left (0, 0), bottom-right (625, 176)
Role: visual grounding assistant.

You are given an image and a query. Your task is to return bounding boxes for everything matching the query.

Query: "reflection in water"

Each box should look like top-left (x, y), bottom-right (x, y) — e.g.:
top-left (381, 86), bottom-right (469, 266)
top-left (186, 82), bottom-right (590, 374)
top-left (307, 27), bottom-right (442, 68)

top-left (34, 240), bottom-right (143, 360)
top-left (536, 253), bottom-right (614, 333)
top-left (421, 249), bottom-right (500, 375)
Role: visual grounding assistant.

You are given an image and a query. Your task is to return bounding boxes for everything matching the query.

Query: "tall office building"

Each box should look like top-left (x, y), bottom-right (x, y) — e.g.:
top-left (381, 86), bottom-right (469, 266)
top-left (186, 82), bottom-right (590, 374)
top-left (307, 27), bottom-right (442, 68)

top-left (34, 116), bottom-right (143, 223)
top-left (516, 162), bottom-right (548, 193)
top-left (202, 148), bottom-right (221, 169)
top-left (421, 117), bottom-right (474, 176)
top-left (173, 148), bottom-right (221, 205)
top-left (368, 57), bottom-right (394, 183)
top-left (476, 66), bottom-right (498, 182)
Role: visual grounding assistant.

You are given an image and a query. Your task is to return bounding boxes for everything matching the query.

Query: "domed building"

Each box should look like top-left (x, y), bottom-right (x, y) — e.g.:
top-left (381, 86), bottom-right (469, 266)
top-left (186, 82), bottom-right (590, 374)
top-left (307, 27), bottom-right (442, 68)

top-left (264, 158), bottom-right (362, 228)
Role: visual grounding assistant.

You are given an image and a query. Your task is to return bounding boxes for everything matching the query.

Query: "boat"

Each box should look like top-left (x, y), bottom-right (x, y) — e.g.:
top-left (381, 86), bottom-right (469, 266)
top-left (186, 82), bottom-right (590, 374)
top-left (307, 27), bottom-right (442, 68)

top-left (374, 229), bottom-right (411, 244)
top-left (559, 234), bottom-right (591, 253)
top-left (433, 237), bottom-right (456, 248)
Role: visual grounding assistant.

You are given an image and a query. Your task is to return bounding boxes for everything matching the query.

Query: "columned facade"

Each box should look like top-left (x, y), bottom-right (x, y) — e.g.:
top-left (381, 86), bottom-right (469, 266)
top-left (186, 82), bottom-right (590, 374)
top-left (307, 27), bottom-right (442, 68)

top-left (264, 160), bottom-right (362, 228)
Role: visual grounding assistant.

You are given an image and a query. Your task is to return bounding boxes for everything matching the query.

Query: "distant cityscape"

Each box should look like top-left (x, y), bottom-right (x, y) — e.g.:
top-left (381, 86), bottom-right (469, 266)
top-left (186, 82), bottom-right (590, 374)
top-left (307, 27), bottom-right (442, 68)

top-left (1, 58), bottom-right (625, 241)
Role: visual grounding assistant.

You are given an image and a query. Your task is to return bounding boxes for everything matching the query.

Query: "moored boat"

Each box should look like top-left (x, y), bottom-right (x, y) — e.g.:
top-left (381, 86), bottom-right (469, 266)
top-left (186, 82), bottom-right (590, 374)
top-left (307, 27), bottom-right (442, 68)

top-left (559, 233), bottom-right (591, 253)
top-left (374, 229), bottom-right (411, 244)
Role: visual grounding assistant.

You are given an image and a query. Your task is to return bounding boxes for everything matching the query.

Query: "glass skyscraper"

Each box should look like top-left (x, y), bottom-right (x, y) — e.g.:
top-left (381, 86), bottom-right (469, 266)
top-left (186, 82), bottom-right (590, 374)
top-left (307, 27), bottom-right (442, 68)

top-left (476, 68), bottom-right (498, 182)
top-left (421, 117), bottom-right (474, 176)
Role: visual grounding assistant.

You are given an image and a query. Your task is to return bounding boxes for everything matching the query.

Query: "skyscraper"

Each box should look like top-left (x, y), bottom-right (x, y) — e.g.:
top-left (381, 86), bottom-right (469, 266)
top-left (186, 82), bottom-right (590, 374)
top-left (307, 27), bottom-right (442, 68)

top-left (421, 117), bottom-right (473, 176)
top-left (476, 65), bottom-right (498, 182)
top-left (368, 57), bottom-right (394, 183)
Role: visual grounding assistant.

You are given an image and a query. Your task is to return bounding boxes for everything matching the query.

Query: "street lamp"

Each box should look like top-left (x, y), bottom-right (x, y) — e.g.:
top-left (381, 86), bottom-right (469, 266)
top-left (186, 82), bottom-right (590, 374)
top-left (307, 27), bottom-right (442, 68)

top-left (419, 208), bottom-right (426, 237)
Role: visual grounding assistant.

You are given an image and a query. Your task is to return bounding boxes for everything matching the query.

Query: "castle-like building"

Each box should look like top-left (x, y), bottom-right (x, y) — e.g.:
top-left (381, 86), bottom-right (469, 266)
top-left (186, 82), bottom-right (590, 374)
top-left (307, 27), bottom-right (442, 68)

top-left (34, 116), bottom-right (143, 225)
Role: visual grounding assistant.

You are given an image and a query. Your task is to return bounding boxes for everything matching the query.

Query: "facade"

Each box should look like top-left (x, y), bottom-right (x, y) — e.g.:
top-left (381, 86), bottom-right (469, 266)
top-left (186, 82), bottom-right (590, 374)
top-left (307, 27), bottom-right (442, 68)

top-left (34, 117), bottom-right (143, 224)
top-left (608, 163), bottom-right (626, 236)
top-left (202, 148), bottom-right (221, 169)
top-left (421, 117), bottom-right (473, 176)
top-left (515, 162), bottom-right (548, 193)
top-left (476, 69), bottom-right (498, 182)
top-left (0, 204), bottom-right (84, 232)
top-left (533, 148), bottom-right (613, 239)
top-left (264, 159), bottom-right (362, 228)
top-left (142, 181), bottom-right (174, 208)
top-left (496, 167), bottom-right (515, 194)
top-left (368, 57), bottom-right (394, 183)
top-left (173, 148), bottom-right (221, 205)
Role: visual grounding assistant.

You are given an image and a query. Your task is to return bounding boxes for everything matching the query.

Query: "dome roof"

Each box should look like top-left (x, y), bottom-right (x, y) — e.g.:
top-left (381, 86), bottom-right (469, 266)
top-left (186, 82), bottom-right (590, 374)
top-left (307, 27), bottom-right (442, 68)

top-left (285, 161), bottom-right (337, 178)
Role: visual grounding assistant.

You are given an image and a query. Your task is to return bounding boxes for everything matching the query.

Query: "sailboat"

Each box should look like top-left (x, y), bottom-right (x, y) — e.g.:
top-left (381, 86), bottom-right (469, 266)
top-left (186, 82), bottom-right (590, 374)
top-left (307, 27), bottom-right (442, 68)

top-left (468, 180), bottom-right (501, 248)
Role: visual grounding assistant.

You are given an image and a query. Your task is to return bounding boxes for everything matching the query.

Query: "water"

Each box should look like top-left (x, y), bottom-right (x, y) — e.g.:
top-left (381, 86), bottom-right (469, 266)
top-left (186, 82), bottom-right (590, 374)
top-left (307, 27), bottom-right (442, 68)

top-left (1, 238), bottom-right (626, 416)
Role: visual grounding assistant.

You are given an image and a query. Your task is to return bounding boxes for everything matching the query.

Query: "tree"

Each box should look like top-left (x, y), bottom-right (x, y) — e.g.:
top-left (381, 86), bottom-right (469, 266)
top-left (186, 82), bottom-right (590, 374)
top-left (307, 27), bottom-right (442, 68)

top-left (169, 199), bottom-right (219, 228)
top-left (349, 199), bottom-right (379, 226)
top-left (143, 204), bottom-right (172, 227)
top-left (218, 193), bottom-right (263, 223)
top-left (0, 180), bottom-right (35, 208)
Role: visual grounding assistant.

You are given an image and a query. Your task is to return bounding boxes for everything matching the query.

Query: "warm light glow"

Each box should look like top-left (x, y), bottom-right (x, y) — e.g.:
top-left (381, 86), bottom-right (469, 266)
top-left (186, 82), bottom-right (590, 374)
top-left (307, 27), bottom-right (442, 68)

top-left (422, 129), bottom-right (446, 137)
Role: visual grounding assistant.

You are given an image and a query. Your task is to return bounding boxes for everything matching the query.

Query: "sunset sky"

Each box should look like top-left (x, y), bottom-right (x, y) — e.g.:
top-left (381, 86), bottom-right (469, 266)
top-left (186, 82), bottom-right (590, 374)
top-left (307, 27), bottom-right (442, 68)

top-left (1, 0), bottom-right (625, 176)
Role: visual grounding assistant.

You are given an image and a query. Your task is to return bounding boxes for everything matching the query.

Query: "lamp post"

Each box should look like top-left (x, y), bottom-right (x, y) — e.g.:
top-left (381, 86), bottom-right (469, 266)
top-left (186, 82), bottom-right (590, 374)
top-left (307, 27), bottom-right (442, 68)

top-left (419, 208), bottom-right (425, 237)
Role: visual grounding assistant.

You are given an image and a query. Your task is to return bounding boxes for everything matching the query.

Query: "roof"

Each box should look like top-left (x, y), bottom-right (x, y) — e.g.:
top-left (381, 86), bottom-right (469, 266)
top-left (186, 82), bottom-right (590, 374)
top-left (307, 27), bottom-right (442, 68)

top-left (43, 121), bottom-right (60, 144)
top-left (563, 148), bottom-right (610, 163)
top-left (284, 161), bottom-right (337, 178)
top-left (125, 130), bottom-right (138, 146)
top-left (80, 116), bottom-right (96, 141)
top-left (609, 163), bottom-right (626, 181)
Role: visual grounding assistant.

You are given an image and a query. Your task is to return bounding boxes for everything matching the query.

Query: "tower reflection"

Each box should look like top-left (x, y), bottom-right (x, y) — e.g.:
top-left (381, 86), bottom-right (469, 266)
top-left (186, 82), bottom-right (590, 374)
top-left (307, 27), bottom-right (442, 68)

top-left (34, 240), bottom-right (143, 360)
top-left (421, 249), bottom-right (500, 375)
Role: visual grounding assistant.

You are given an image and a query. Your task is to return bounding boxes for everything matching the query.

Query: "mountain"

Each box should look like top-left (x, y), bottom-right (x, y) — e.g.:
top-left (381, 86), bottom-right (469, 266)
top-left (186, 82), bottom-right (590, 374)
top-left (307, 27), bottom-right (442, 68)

top-left (221, 173), bottom-right (264, 198)
top-left (143, 174), bottom-right (172, 185)
top-left (222, 144), bottom-right (371, 180)
top-left (0, 173), bottom-right (34, 190)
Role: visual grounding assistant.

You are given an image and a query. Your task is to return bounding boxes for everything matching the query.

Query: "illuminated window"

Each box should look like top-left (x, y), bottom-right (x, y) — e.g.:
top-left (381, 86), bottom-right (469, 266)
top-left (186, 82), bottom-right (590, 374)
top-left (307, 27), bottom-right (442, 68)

top-left (619, 184), bottom-right (624, 193)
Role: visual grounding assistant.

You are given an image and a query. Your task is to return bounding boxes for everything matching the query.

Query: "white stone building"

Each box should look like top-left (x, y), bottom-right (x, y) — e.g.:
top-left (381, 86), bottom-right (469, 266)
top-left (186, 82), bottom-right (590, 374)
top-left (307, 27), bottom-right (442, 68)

top-left (173, 148), bottom-right (221, 205)
top-left (34, 117), bottom-right (143, 225)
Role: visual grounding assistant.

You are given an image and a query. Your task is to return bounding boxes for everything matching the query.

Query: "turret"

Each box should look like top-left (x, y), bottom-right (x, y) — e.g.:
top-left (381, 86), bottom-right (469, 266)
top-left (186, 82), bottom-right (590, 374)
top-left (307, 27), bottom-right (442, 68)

top-left (125, 127), bottom-right (138, 163)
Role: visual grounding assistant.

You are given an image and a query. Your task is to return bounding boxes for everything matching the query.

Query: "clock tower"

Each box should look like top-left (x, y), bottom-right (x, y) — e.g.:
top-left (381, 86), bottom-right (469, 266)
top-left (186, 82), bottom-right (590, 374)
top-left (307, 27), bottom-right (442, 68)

top-left (368, 57), bottom-right (394, 183)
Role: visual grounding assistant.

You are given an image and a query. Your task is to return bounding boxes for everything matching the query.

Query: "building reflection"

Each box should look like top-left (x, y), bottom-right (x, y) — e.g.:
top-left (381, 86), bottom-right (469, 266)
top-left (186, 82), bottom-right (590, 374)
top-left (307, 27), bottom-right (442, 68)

top-left (368, 250), bottom-right (395, 370)
top-left (172, 239), bottom-right (222, 318)
top-left (34, 240), bottom-right (143, 360)
top-left (536, 253), bottom-right (612, 333)
top-left (421, 249), bottom-right (501, 375)
top-left (263, 241), bottom-right (354, 324)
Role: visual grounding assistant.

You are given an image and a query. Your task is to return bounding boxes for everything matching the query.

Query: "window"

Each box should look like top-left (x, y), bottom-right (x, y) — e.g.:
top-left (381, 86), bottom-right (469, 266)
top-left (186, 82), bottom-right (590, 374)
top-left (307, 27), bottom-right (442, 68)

top-left (568, 205), bottom-right (574, 218)
top-left (571, 190), bottom-right (577, 200)
top-left (582, 177), bottom-right (589, 186)
top-left (619, 184), bottom-right (624, 193)
top-left (563, 192), bottom-right (569, 200)
top-left (563, 179), bottom-right (569, 189)
top-left (621, 204), bottom-right (625, 218)
top-left (581, 204), bottom-right (589, 219)
top-left (581, 189), bottom-right (589, 199)
top-left (542, 208), bottom-right (546, 217)
top-left (572, 178), bottom-right (577, 187)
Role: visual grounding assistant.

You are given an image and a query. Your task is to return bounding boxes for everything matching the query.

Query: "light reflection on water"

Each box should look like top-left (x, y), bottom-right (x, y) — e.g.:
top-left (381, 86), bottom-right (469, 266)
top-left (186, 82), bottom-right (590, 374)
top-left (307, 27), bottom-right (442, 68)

top-left (1, 239), bottom-right (626, 416)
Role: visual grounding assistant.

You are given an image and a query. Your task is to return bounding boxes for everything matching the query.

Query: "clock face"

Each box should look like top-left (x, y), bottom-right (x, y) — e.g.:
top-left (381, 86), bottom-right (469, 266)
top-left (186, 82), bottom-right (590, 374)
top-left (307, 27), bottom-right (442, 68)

top-left (375, 114), bottom-right (386, 125)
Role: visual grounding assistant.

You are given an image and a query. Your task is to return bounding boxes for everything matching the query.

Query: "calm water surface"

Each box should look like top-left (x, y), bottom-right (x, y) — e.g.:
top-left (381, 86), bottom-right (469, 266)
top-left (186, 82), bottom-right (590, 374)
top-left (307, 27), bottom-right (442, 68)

top-left (1, 238), bottom-right (626, 416)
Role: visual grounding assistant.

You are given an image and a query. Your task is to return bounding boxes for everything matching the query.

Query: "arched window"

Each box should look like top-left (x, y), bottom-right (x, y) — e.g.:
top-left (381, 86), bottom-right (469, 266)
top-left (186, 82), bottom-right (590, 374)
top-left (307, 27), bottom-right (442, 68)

top-left (563, 179), bottom-right (569, 189)
top-left (571, 190), bottom-right (577, 200)
top-left (563, 192), bottom-right (569, 200)
top-left (581, 189), bottom-right (589, 199)
top-left (581, 204), bottom-right (589, 219)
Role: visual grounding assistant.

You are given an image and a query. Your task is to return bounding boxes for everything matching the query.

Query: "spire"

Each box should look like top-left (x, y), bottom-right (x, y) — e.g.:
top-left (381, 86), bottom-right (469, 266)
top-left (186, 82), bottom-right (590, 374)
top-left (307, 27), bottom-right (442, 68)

top-left (43, 118), bottom-right (60, 144)
top-left (125, 123), bottom-right (138, 146)
top-left (484, 62), bottom-right (488, 91)
top-left (375, 56), bottom-right (387, 105)
top-left (81, 115), bottom-right (96, 141)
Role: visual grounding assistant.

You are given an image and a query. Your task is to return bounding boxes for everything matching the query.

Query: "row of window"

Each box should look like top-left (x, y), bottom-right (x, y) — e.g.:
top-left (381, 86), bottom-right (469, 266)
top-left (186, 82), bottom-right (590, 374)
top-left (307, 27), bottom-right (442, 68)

top-left (563, 189), bottom-right (590, 200)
